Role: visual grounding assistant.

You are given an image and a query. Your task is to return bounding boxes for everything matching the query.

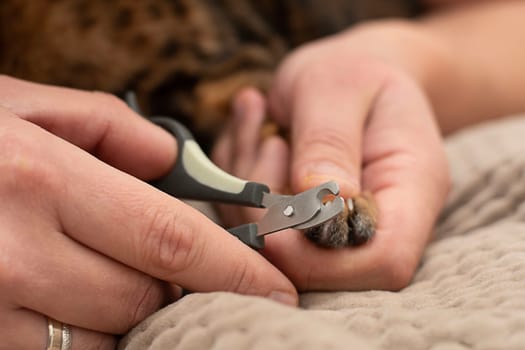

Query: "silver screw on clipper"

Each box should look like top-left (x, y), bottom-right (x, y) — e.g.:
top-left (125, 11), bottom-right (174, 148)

top-left (283, 205), bottom-right (294, 217)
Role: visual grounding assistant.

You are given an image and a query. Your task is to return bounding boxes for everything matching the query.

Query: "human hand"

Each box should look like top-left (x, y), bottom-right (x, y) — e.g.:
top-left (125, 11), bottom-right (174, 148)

top-left (213, 22), bottom-right (450, 291)
top-left (0, 76), bottom-right (297, 350)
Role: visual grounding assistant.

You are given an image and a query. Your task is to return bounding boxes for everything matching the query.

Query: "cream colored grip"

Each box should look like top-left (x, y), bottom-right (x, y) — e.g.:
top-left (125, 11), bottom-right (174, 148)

top-left (182, 141), bottom-right (246, 194)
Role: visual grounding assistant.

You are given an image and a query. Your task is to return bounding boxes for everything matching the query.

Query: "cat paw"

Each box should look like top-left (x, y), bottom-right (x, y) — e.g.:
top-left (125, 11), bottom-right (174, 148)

top-left (304, 192), bottom-right (377, 248)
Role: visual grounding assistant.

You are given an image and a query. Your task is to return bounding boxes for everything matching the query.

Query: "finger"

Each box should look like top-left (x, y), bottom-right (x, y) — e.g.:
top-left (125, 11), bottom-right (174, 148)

top-left (3, 208), bottom-right (175, 334)
top-left (237, 135), bottom-right (291, 224)
top-left (249, 136), bottom-right (290, 193)
top-left (231, 88), bottom-right (267, 178)
top-left (215, 136), bottom-right (291, 236)
top-left (6, 115), bottom-right (298, 304)
top-left (211, 119), bottom-right (234, 173)
top-left (268, 54), bottom-right (383, 197)
top-left (1, 308), bottom-right (116, 350)
top-left (263, 77), bottom-right (448, 291)
top-left (211, 101), bottom-right (241, 228)
top-left (0, 75), bottom-right (175, 180)
top-left (212, 87), bottom-right (271, 228)
top-left (66, 168), bottom-right (298, 304)
top-left (214, 89), bottom-right (288, 228)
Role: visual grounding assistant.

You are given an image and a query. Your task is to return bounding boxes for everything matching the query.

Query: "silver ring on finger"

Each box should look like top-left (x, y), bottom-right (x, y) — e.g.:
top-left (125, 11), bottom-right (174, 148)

top-left (47, 318), bottom-right (72, 350)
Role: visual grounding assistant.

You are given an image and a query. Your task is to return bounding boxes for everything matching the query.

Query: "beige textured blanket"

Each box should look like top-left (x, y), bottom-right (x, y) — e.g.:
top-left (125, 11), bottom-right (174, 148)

top-left (120, 115), bottom-right (525, 350)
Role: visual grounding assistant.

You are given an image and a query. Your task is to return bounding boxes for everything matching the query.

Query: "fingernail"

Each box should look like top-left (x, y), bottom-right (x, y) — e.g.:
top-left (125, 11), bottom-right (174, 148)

top-left (268, 291), bottom-right (298, 306)
top-left (303, 162), bottom-right (358, 196)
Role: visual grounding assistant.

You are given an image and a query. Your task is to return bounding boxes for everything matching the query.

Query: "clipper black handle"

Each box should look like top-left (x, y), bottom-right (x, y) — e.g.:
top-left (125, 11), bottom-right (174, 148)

top-left (151, 117), bottom-right (270, 207)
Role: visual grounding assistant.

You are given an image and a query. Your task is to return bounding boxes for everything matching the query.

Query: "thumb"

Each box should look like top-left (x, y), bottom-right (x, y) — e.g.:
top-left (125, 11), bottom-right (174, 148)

top-left (268, 65), bottom-right (378, 197)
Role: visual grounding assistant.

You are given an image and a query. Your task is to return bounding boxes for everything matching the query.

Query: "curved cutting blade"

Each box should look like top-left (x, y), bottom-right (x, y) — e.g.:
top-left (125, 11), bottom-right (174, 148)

top-left (256, 181), bottom-right (344, 236)
top-left (292, 196), bottom-right (345, 230)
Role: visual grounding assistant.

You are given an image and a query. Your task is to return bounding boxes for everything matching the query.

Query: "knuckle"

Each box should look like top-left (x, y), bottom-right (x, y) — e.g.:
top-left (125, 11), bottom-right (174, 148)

top-left (303, 128), bottom-right (351, 153)
top-left (375, 246), bottom-right (417, 291)
top-left (0, 128), bottom-right (57, 196)
top-left (92, 91), bottom-right (128, 110)
top-left (226, 260), bottom-right (257, 294)
top-left (139, 208), bottom-right (202, 279)
top-left (293, 54), bottom-right (374, 91)
top-left (293, 61), bottom-right (334, 89)
top-left (296, 129), bottom-right (355, 166)
top-left (120, 277), bottom-right (164, 332)
top-left (0, 245), bottom-right (29, 300)
top-left (91, 91), bottom-right (130, 121)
